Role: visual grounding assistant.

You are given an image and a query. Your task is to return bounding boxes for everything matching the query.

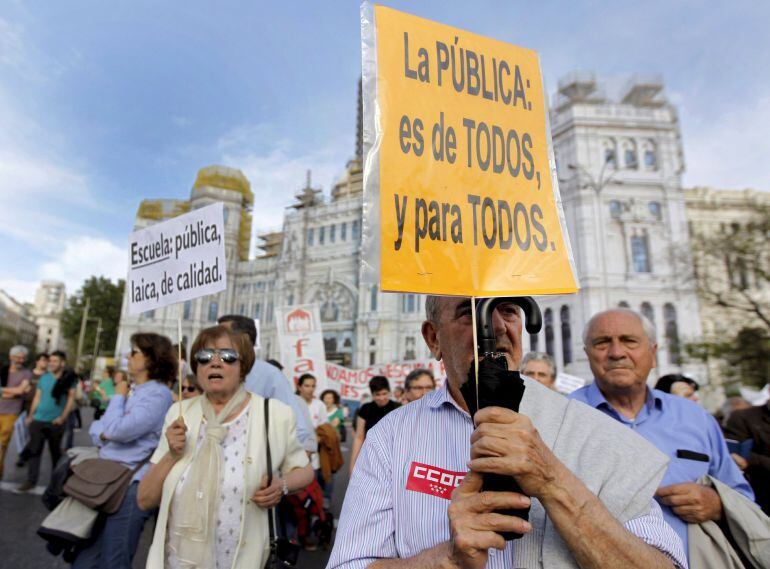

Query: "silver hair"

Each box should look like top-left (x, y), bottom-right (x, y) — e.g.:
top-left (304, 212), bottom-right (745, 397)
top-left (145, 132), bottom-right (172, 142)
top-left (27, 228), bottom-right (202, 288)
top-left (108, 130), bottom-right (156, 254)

top-left (520, 351), bottom-right (557, 379)
top-left (9, 345), bottom-right (29, 358)
top-left (582, 308), bottom-right (657, 346)
top-left (425, 295), bottom-right (443, 324)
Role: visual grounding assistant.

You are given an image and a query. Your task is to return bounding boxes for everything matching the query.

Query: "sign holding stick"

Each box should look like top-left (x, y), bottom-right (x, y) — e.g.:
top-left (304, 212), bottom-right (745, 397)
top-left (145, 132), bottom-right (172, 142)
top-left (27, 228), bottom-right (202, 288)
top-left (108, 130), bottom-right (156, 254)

top-left (361, 5), bottom-right (579, 297)
top-left (126, 201), bottom-right (227, 418)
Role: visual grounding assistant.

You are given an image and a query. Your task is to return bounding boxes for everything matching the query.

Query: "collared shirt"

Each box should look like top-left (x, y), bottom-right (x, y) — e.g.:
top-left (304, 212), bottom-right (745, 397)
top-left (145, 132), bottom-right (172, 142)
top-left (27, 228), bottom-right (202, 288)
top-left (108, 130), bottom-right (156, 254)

top-left (570, 381), bottom-right (755, 555)
top-left (0, 366), bottom-right (32, 415)
top-left (244, 360), bottom-right (316, 453)
top-left (90, 379), bottom-right (173, 481)
top-left (329, 383), bottom-right (687, 569)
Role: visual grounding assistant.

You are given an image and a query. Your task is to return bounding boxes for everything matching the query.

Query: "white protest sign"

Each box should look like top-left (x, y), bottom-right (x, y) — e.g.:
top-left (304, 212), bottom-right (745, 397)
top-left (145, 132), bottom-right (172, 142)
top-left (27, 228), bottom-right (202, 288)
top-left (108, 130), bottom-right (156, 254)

top-left (276, 304), bottom-right (327, 390)
top-left (127, 202), bottom-right (226, 315)
top-left (555, 372), bottom-right (587, 395)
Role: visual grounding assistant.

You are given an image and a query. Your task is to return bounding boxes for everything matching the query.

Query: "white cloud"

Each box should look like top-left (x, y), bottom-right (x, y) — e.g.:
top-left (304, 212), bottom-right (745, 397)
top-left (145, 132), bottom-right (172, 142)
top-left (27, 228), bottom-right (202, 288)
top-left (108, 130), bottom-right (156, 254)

top-left (0, 17), bottom-right (25, 68)
top-left (39, 236), bottom-right (127, 295)
top-left (683, 96), bottom-right (770, 190)
top-left (217, 122), bottom-right (349, 256)
top-left (0, 236), bottom-right (125, 304)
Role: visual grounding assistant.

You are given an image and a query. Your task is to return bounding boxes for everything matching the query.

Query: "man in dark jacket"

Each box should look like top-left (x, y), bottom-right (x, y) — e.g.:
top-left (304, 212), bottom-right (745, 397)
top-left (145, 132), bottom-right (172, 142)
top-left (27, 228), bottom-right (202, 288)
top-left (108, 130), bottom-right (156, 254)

top-left (724, 401), bottom-right (770, 515)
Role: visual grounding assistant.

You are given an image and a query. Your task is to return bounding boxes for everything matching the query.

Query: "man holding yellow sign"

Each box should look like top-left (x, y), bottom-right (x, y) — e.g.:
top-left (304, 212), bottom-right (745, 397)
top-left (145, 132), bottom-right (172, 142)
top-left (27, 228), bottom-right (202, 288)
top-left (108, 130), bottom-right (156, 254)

top-left (333, 4), bottom-right (687, 568)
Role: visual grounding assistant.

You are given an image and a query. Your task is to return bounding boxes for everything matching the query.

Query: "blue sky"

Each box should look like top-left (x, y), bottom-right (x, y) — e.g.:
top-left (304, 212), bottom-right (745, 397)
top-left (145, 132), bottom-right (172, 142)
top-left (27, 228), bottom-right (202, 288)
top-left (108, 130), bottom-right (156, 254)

top-left (1, 0), bottom-right (769, 303)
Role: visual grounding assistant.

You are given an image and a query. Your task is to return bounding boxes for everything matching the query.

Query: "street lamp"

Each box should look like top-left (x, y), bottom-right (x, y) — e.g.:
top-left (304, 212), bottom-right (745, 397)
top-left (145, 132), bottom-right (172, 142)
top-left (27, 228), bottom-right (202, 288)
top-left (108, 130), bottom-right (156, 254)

top-left (567, 158), bottom-right (623, 309)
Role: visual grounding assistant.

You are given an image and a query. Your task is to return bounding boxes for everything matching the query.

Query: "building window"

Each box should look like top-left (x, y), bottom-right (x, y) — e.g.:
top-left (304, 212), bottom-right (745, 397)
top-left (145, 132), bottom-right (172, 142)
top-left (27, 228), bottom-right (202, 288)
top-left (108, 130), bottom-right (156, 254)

top-left (307, 228), bottom-right (314, 246)
top-left (319, 226), bottom-right (325, 245)
top-left (183, 300), bottom-right (192, 320)
top-left (609, 200), bottom-right (622, 219)
top-left (402, 294), bottom-right (416, 313)
top-left (648, 201), bottom-right (662, 221)
top-left (641, 302), bottom-right (655, 326)
top-left (369, 351), bottom-right (377, 365)
top-left (622, 139), bottom-right (638, 169)
top-left (266, 302), bottom-right (273, 324)
top-left (330, 224), bottom-right (336, 243)
top-left (341, 222), bottom-right (347, 240)
top-left (207, 301), bottom-right (218, 322)
top-left (642, 140), bottom-right (657, 169)
top-left (223, 207), bottom-right (229, 224)
top-left (370, 285), bottom-right (378, 311)
top-left (352, 220), bottom-right (360, 240)
top-left (664, 303), bottom-right (681, 364)
top-left (560, 305), bottom-right (572, 365)
top-left (631, 234), bottom-right (651, 273)
top-left (602, 138), bottom-right (617, 168)
top-left (544, 308), bottom-right (554, 357)
top-left (287, 293), bottom-right (294, 306)
top-left (239, 303), bottom-right (246, 316)
top-left (253, 303), bottom-right (261, 319)
top-left (404, 337), bottom-right (416, 360)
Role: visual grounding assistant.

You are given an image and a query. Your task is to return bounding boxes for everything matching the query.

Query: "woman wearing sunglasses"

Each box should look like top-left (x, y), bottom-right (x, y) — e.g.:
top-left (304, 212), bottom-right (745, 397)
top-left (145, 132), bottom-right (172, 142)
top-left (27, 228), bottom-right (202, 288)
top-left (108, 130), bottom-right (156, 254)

top-left (138, 325), bottom-right (313, 569)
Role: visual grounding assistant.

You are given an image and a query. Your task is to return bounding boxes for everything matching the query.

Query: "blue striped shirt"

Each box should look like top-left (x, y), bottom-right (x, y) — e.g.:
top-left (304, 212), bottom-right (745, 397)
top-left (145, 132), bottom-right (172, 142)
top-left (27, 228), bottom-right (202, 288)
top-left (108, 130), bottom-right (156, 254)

top-left (328, 383), bottom-right (687, 569)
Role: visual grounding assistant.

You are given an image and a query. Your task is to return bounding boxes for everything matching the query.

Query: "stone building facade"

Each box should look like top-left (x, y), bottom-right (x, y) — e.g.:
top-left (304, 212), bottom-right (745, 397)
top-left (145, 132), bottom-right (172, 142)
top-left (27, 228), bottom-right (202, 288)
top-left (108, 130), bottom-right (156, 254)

top-left (116, 73), bottom-right (729, 388)
top-left (32, 280), bottom-right (67, 354)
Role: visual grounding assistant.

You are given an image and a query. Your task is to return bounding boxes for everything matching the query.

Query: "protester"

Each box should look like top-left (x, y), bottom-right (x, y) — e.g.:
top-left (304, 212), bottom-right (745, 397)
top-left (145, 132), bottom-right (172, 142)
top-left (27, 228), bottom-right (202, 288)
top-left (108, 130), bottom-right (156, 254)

top-left (69, 332), bottom-right (176, 569)
top-left (297, 373), bottom-right (327, 428)
top-left (724, 402), bottom-right (770, 515)
top-left (321, 389), bottom-right (345, 441)
top-left (180, 374), bottom-right (202, 400)
top-left (15, 352), bottom-right (48, 468)
top-left (655, 373), bottom-right (700, 403)
top-left (520, 351), bottom-right (558, 390)
top-left (0, 345), bottom-right (32, 480)
top-left (570, 308), bottom-right (754, 564)
top-left (18, 350), bottom-right (76, 492)
top-left (716, 396), bottom-right (752, 427)
top-left (348, 375), bottom-right (399, 474)
top-left (217, 315), bottom-right (316, 454)
top-left (64, 373), bottom-right (85, 450)
top-left (90, 366), bottom-right (116, 421)
top-left (138, 325), bottom-right (313, 569)
top-left (330, 297), bottom-right (686, 568)
top-left (402, 368), bottom-right (435, 403)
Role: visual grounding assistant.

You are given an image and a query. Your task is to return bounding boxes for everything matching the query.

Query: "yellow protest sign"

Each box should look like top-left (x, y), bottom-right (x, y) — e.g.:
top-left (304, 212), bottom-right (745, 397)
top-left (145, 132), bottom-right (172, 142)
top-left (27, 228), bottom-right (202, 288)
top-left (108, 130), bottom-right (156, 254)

top-left (361, 5), bottom-right (579, 296)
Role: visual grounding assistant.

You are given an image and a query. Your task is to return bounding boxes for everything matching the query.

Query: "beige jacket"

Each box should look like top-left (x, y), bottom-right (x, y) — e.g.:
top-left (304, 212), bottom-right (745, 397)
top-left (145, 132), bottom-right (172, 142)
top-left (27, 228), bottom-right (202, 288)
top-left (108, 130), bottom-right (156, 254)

top-left (688, 475), bottom-right (770, 568)
top-left (146, 395), bottom-right (308, 569)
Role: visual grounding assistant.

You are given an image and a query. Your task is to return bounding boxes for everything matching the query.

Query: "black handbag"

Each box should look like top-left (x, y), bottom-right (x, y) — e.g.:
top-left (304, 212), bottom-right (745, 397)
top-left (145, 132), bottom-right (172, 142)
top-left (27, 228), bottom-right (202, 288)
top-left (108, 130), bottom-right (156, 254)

top-left (263, 398), bottom-right (301, 568)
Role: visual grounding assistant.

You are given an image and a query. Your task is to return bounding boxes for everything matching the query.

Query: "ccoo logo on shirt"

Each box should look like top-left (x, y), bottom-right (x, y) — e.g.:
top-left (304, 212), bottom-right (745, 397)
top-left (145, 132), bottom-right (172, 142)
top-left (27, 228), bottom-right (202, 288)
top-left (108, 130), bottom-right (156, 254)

top-left (406, 461), bottom-right (466, 500)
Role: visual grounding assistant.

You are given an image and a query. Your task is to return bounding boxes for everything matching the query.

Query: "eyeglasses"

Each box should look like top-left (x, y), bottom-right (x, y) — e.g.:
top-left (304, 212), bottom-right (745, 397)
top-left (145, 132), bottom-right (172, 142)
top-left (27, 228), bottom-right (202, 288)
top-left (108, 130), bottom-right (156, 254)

top-left (182, 385), bottom-right (199, 393)
top-left (194, 348), bottom-right (239, 365)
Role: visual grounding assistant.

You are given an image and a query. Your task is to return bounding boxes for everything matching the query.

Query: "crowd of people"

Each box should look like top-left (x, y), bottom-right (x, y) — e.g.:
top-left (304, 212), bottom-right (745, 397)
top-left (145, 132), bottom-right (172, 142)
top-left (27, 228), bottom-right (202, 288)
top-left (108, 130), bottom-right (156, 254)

top-left (0, 302), bottom-right (768, 568)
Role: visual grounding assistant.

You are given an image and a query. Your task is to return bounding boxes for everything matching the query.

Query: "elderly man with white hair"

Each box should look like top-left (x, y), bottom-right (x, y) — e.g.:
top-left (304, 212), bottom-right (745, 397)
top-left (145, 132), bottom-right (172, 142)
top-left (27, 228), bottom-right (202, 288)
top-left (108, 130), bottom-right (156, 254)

top-left (520, 352), bottom-right (557, 390)
top-left (0, 345), bottom-right (33, 480)
top-left (569, 308), bottom-right (755, 565)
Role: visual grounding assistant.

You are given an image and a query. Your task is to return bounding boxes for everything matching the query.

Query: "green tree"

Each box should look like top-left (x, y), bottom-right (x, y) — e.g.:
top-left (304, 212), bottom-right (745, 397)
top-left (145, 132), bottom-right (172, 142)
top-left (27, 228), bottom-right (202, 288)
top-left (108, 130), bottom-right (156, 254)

top-left (61, 276), bottom-right (125, 367)
top-left (686, 326), bottom-right (770, 389)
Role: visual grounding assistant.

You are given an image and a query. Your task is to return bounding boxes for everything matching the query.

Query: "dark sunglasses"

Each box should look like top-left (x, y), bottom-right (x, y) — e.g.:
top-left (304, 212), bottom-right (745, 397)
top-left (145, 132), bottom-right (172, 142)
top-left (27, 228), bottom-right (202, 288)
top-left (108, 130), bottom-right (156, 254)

top-left (182, 385), bottom-right (199, 393)
top-left (194, 348), bottom-right (239, 365)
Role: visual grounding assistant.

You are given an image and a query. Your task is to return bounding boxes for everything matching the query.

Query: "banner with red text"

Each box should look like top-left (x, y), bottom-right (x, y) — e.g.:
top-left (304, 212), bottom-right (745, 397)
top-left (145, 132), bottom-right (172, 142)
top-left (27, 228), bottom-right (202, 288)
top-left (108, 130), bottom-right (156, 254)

top-left (326, 360), bottom-right (445, 401)
top-left (276, 304), bottom-right (327, 390)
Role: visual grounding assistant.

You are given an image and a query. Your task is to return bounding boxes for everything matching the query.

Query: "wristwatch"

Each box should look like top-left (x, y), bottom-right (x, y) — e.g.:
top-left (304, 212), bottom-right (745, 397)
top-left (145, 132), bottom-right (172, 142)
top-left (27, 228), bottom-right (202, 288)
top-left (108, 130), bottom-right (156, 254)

top-left (281, 478), bottom-right (289, 496)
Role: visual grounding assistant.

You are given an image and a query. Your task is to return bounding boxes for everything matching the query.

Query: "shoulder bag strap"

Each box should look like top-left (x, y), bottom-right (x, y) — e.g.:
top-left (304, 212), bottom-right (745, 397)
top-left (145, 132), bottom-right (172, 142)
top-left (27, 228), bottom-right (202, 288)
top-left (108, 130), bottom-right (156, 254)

top-left (264, 398), bottom-right (278, 549)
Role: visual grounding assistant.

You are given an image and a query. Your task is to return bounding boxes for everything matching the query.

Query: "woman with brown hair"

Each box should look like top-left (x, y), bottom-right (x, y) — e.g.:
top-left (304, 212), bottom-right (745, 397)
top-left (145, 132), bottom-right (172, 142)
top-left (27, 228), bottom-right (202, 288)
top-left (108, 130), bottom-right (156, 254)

top-left (72, 332), bottom-right (176, 569)
top-left (138, 325), bottom-right (313, 569)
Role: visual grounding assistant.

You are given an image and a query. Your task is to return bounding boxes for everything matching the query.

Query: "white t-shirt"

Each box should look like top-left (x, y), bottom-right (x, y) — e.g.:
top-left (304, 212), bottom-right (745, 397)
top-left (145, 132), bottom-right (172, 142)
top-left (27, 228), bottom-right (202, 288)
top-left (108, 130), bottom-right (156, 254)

top-left (305, 398), bottom-right (327, 429)
top-left (166, 405), bottom-right (249, 569)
